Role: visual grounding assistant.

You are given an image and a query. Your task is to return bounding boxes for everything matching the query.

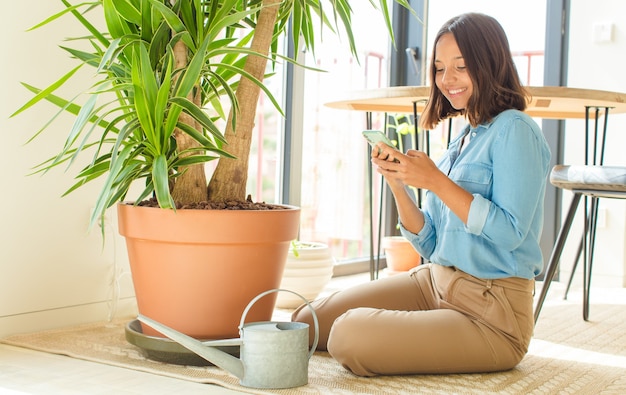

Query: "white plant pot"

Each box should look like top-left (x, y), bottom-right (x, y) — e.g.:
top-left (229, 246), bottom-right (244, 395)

top-left (276, 242), bottom-right (334, 308)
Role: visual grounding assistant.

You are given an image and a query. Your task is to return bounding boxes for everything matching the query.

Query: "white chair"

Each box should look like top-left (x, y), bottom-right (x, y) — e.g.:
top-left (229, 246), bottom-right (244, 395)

top-left (534, 165), bottom-right (626, 322)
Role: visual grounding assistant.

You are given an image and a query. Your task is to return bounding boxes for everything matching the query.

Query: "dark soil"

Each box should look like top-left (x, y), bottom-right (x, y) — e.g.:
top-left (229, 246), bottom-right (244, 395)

top-left (137, 195), bottom-right (288, 210)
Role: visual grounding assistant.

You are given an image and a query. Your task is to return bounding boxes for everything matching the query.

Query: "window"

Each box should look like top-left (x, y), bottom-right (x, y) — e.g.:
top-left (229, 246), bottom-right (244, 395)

top-left (293, 4), bottom-right (396, 263)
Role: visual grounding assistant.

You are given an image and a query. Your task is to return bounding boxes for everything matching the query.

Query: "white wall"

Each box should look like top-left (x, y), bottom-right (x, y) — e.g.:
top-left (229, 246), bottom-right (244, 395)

top-left (2, 1), bottom-right (626, 337)
top-left (0, 2), bottom-right (136, 337)
top-left (558, 0), bottom-right (626, 287)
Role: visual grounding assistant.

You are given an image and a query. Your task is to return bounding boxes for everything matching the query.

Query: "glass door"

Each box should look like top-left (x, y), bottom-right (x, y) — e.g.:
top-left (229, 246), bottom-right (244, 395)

top-left (295, 3), bottom-right (395, 263)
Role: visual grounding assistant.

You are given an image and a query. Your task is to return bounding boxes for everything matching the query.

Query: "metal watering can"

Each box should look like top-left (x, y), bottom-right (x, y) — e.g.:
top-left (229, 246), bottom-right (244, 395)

top-left (138, 289), bottom-right (319, 389)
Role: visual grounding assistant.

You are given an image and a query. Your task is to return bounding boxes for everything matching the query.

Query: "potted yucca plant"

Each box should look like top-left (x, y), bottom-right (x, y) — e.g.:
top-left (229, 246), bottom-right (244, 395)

top-left (12, 0), bottom-right (414, 340)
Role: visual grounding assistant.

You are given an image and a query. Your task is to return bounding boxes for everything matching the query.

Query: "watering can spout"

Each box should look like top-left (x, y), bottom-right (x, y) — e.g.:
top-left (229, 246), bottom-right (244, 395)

top-left (137, 314), bottom-right (244, 379)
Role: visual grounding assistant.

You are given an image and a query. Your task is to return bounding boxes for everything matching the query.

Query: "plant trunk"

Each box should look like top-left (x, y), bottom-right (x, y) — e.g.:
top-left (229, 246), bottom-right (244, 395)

top-left (171, 39), bottom-right (209, 205)
top-left (207, 0), bottom-right (281, 202)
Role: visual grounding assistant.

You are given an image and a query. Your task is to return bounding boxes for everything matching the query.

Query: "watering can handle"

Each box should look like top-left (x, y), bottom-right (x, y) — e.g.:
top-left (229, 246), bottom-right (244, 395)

top-left (240, 288), bottom-right (319, 359)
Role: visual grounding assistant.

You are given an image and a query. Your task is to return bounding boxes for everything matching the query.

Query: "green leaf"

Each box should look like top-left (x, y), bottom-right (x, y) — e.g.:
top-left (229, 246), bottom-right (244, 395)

top-left (27, 2), bottom-right (94, 31)
top-left (149, 0), bottom-right (186, 35)
top-left (169, 96), bottom-right (227, 143)
top-left (153, 155), bottom-right (175, 209)
top-left (90, 143), bottom-right (134, 228)
top-left (155, 53), bottom-right (173, 144)
top-left (215, 62), bottom-right (285, 117)
top-left (103, 0), bottom-right (135, 39)
top-left (110, 0), bottom-right (142, 25)
top-left (131, 45), bottom-right (157, 147)
top-left (174, 123), bottom-right (234, 160)
top-left (174, 32), bottom-right (211, 99)
top-left (55, 93), bottom-right (99, 166)
top-left (175, 154), bottom-right (221, 167)
top-left (10, 65), bottom-right (83, 118)
top-left (138, 43), bottom-right (158, 117)
top-left (61, 0), bottom-right (109, 47)
top-left (140, 0), bottom-right (154, 41)
top-left (97, 37), bottom-right (122, 72)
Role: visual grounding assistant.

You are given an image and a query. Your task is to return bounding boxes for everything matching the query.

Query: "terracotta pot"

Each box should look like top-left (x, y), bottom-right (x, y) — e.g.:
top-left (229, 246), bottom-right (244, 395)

top-left (382, 236), bottom-right (421, 274)
top-left (117, 203), bottom-right (300, 339)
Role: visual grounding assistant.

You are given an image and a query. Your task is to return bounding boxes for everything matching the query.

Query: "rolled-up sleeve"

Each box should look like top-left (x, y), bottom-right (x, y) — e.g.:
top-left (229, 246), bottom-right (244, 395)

top-left (466, 193), bottom-right (490, 235)
top-left (400, 209), bottom-right (436, 259)
top-left (477, 117), bottom-right (550, 251)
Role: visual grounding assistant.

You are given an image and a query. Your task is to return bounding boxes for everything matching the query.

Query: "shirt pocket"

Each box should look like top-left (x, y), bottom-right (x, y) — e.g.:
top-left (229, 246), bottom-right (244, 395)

top-left (452, 163), bottom-right (492, 198)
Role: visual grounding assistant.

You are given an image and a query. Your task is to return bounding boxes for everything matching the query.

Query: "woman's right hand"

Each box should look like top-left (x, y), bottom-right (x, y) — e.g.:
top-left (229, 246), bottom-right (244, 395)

top-left (371, 142), bottom-right (427, 234)
top-left (373, 142), bottom-right (446, 191)
top-left (371, 142), bottom-right (405, 190)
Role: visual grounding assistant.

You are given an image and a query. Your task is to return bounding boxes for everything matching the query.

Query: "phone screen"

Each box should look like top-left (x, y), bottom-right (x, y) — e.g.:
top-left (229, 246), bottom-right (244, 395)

top-left (362, 130), bottom-right (397, 150)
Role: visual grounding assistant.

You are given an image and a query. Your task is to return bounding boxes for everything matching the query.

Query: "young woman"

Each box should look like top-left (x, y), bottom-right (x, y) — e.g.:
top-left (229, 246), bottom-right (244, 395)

top-left (292, 12), bottom-right (551, 376)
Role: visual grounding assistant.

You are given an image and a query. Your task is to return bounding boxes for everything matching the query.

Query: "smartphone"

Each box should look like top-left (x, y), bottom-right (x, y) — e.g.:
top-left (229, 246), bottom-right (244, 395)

top-left (362, 130), bottom-right (398, 151)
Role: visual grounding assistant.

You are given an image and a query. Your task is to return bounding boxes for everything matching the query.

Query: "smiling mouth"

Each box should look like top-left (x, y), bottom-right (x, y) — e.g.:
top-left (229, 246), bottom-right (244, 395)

top-left (448, 88), bottom-right (466, 95)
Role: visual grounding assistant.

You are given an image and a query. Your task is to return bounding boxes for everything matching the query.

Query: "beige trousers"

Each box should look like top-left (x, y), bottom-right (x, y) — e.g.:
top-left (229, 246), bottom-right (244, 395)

top-left (291, 264), bottom-right (534, 376)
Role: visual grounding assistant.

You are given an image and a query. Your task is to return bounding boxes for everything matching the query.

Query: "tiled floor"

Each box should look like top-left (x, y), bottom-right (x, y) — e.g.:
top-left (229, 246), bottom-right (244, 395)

top-left (0, 271), bottom-right (621, 395)
top-left (0, 344), bottom-right (246, 395)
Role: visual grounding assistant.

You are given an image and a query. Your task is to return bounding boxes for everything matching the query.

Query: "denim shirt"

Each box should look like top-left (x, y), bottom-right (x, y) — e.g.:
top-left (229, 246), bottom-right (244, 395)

top-left (401, 109), bottom-right (551, 279)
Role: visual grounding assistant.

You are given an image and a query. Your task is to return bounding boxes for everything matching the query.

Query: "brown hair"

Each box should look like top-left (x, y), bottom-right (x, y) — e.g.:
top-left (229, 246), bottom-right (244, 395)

top-left (420, 13), bottom-right (528, 130)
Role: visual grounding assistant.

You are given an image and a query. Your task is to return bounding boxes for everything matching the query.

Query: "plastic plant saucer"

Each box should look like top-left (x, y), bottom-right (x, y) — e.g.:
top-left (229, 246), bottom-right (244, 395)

top-left (125, 319), bottom-right (240, 366)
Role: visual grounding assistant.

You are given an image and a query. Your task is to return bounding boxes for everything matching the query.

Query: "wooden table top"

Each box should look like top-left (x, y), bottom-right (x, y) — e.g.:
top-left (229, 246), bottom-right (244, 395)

top-left (325, 86), bottom-right (626, 119)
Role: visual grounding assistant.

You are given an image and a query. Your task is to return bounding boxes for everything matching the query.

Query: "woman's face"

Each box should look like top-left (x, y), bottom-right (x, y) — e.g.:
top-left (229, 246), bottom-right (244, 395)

top-left (434, 33), bottom-right (473, 110)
